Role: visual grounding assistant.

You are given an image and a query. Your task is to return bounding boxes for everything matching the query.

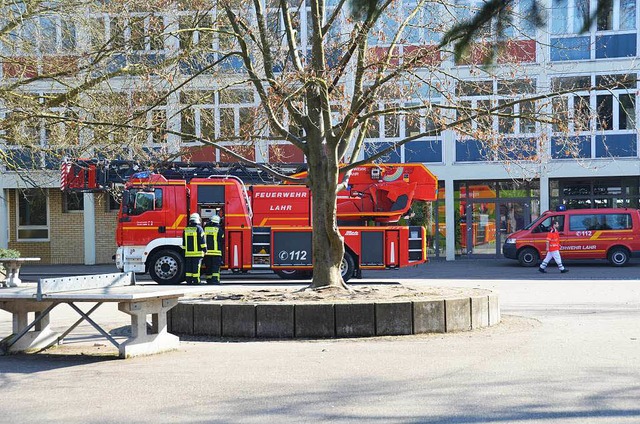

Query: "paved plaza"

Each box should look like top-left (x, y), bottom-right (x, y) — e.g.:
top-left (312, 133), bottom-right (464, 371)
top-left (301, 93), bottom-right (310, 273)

top-left (1, 259), bottom-right (639, 423)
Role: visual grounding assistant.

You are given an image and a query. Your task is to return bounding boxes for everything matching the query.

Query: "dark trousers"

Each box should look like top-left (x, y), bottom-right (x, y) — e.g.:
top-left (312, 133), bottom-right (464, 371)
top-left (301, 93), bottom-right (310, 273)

top-left (185, 256), bottom-right (203, 284)
top-left (203, 255), bottom-right (222, 283)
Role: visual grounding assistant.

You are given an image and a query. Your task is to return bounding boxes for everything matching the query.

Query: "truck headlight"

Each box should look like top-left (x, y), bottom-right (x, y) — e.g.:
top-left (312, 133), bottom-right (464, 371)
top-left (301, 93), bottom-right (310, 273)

top-left (505, 238), bottom-right (516, 244)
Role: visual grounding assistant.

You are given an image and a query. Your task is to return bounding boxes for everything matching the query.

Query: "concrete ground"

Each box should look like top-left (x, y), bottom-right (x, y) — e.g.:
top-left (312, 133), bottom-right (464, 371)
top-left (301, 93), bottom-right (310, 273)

top-left (1, 259), bottom-right (640, 423)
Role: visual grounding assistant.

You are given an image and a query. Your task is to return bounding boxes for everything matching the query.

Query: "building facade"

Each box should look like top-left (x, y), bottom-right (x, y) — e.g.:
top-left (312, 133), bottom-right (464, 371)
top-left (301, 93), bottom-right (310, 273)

top-left (1, 0), bottom-right (639, 263)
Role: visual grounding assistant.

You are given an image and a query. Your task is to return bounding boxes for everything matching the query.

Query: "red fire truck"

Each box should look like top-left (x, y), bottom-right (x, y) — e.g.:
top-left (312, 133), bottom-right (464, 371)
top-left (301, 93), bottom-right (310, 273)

top-left (61, 160), bottom-right (438, 284)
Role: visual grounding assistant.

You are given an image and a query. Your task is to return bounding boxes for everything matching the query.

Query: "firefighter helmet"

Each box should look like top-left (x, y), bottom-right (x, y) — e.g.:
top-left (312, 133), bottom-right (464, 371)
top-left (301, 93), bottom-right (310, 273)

top-left (210, 215), bottom-right (221, 224)
top-left (189, 213), bottom-right (201, 224)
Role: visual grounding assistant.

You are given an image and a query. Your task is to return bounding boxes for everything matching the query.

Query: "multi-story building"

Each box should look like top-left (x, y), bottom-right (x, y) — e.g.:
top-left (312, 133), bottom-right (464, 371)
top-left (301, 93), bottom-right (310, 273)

top-left (1, 0), bottom-right (638, 264)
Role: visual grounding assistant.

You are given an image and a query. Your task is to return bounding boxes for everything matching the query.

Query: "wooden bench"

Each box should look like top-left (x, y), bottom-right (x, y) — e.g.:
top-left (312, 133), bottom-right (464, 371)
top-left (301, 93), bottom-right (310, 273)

top-left (0, 272), bottom-right (212, 358)
top-left (0, 258), bottom-right (41, 287)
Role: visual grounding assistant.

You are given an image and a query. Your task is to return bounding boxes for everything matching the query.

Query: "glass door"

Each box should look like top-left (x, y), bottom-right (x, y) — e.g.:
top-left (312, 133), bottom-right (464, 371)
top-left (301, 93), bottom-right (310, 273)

top-left (466, 201), bottom-right (497, 255)
top-left (498, 202), bottom-right (526, 255)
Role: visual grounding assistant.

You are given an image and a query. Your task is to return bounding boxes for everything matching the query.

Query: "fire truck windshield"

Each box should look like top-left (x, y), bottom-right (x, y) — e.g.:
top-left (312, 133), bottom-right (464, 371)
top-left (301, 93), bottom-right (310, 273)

top-left (123, 188), bottom-right (163, 216)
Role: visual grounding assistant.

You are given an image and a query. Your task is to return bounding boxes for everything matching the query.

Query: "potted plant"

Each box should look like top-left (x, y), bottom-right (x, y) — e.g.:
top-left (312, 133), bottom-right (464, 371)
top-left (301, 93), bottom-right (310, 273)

top-left (0, 248), bottom-right (21, 282)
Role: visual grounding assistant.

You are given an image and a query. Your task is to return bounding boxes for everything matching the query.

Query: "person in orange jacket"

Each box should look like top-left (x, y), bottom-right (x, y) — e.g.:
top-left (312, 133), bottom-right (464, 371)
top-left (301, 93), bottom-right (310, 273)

top-left (539, 219), bottom-right (569, 273)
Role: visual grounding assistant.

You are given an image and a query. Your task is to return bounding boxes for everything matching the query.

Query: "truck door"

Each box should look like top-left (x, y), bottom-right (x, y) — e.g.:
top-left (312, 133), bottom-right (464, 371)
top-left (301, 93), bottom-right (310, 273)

top-left (121, 188), bottom-right (167, 243)
top-left (531, 215), bottom-right (574, 259)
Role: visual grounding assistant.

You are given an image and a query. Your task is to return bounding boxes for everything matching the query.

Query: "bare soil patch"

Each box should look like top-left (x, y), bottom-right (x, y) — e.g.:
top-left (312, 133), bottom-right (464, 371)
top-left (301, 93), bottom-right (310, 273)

top-left (189, 284), bottom-right (492, 303)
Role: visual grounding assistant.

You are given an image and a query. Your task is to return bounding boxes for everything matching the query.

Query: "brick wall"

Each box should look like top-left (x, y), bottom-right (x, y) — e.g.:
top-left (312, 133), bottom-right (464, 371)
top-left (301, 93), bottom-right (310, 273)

top-left (6, 189), bottom-right (118, 265)
top-left (49, 189), bottom-right (84, 264)
top-left (94, 192), bottom-right (118, 264)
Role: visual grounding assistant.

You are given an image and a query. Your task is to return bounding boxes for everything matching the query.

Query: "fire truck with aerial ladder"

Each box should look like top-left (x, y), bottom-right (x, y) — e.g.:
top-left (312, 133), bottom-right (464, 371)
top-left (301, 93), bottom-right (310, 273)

top-left (61, 159), bottom-right (438, 284)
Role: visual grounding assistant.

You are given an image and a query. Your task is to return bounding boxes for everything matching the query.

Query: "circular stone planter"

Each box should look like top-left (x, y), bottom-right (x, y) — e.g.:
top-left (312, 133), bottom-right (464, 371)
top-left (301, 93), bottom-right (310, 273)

top-left (168, 287), bottom-right (500, 339)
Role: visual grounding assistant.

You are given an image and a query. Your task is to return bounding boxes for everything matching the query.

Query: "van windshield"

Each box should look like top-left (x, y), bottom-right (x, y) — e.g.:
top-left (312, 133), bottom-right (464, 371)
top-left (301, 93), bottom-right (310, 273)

top-left (524, 214), bottom-right (546, 230)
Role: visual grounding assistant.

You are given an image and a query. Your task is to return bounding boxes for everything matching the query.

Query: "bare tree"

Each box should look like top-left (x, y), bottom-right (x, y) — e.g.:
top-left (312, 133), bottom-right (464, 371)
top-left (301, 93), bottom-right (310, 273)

top-left (1, 0), bottom-right (631, 289)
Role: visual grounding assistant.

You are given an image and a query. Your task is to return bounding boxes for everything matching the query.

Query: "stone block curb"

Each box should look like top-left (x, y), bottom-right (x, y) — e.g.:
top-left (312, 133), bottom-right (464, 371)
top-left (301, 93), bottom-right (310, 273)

top-left (375, 302), bottom-right (413, 336)
top-left (222, 304), bottom-right (256, 337)
top-left (335, 303), bottom-right (375, 337)
top-left (169, 293), bottom-right (500, 339)
top-left (256, 304), bottom-right (294, 338)
top-left (295, 304), bottom-right (335, 338)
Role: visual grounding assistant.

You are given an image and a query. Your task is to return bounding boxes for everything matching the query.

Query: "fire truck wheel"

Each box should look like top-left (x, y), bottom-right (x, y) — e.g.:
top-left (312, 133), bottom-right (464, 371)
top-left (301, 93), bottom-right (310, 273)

top-left (340, 253), bottom-right (356, 282)
top-left (149, 250), bottom-right (184, 285)
top-left (517, 247), bottom-right (539, 267)
top-left (608, 246), bottom-right (629, 266)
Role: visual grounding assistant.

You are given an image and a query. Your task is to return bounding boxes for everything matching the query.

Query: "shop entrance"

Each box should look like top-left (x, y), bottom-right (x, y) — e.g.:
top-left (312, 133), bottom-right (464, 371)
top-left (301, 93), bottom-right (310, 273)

top-left (463, 200), bottom-right (531, 257)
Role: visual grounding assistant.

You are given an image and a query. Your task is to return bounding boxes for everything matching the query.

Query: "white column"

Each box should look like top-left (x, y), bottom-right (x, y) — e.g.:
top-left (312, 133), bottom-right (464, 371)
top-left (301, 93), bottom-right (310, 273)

top-left (0, 188), bottom-right (8, 249)
top-left (83, 192), bottom-right (96, 265)
top-left (540, 175), bottom-right (550, 213)
top-left (445, 178), bottom-right (456, 261)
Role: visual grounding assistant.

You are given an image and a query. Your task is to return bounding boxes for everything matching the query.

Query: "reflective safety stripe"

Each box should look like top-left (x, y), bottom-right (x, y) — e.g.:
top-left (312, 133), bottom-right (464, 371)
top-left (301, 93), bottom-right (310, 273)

top-left (205, 226), bottom-right (222, 256)
top-left (183, 226), bottom-right (205, 257)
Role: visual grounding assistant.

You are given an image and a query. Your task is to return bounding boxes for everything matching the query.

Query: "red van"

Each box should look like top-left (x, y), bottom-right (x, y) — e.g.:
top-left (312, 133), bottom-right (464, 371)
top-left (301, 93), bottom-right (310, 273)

top-left (503, 207), bottom-right (640, 266)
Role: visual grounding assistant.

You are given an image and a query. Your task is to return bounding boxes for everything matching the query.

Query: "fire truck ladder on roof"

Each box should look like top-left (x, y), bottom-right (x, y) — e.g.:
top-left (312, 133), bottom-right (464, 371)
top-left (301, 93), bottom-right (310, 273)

top-left (61, 159), bottom-right (307, 191)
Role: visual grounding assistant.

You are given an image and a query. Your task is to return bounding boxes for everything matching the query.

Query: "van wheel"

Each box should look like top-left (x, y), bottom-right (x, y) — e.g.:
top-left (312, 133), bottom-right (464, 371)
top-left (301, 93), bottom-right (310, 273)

top-left (517, 247), bottom-right (539, 267)
top-left (148, 250), bottom-right (184, 285)
top-left (608, 247), bottom-right (629, 266)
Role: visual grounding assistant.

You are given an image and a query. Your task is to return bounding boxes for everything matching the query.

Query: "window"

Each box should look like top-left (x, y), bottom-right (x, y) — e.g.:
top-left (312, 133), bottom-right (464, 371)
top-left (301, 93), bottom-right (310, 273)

top-left (63, 192), bottom-right (84, 212)
top-left (552, 0), bottom-right (637, 60)
top-left (550, 74), bottom-right (636, 134)
top-left (456, 79), bottom-right (538, 139)
top-left (131, 91), bottom-right (168, 145)
top-left (109, 192), bottom-right (121, 211)
top-left (37, 16), bottom-right (77, 53)
top-left (598, 0), bottom-right (637, 30)
top-left (124, 188), bottom-right (163, 216)
top-left (552, 0), bottom-right (590, 34)
top-left (605, 214), bottom-right (633, 229)
top-left (533, 216), bottom-right (565, 233)
top-left (178, 13), bottom-right (214, 49)
top-left (17, 189), bottom-right (49, 240)
top-left (384, 105), bottom-right (400, 139)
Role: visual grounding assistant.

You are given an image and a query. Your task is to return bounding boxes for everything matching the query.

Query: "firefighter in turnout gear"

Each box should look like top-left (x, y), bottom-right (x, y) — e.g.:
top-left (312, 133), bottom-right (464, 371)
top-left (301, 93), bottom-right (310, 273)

top-left (182, 213), bottom-right (207, 284)
top-left (203, 214), bottom-right (224, 284)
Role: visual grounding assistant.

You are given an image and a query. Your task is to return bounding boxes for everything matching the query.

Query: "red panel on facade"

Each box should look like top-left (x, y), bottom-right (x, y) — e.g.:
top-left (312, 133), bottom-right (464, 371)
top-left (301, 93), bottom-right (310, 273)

top-left (182, 145), bottom-right (216, 162)
top-left (498, 40), bottom-right (537, 64)
top-left (368, 47), bottom-right (400, 66)
top-left (42, 56), bottom-right (79, 74)
top-left (3, 58), bottom-right (38, 78)
top-left (403, 45), bottom-right (442, 67)
top-left (181, 145), bottom-right (255, 163)
top-left (268, 144), bottom-right (304, 163)
top-left (219, 145), bottom-right (256, 162)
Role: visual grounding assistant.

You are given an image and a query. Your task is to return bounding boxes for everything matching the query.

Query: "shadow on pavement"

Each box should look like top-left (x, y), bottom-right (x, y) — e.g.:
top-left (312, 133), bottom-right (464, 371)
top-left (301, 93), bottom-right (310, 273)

top-left (0, 352), bottom-right (118, 374)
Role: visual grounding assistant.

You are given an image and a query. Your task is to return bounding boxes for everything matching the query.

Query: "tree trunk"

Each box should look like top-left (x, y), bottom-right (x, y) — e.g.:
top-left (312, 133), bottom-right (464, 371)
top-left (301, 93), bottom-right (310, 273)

top-left (306, 144), bottom-right (347, 289)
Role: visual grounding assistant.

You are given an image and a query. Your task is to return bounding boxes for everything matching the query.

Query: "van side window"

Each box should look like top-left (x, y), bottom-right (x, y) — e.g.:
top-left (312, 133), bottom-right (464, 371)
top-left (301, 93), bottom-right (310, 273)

top-left (569, 213), bottom-right (630, 231)
top-left (605, 214), bottom-right (632, 230)
top-left (570, 214), bottom-right (598, 231)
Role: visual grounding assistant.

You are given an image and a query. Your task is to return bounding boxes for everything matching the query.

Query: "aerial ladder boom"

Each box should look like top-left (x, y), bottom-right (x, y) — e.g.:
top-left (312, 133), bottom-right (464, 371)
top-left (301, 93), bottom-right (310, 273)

top-left (61, 159), bottom-right (437, 223)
